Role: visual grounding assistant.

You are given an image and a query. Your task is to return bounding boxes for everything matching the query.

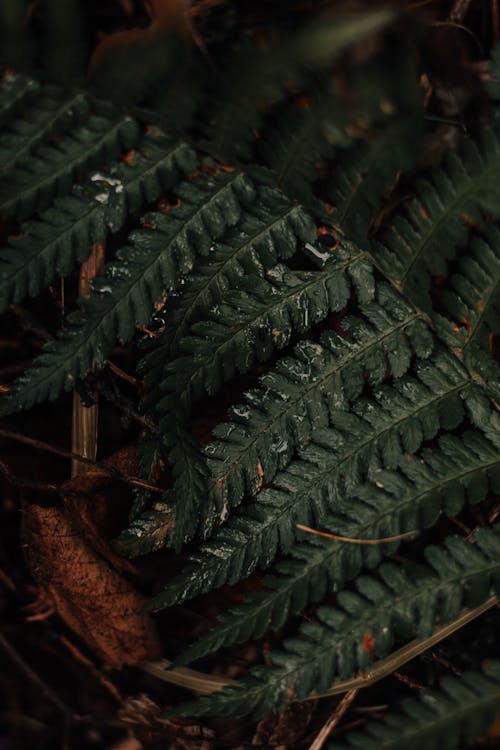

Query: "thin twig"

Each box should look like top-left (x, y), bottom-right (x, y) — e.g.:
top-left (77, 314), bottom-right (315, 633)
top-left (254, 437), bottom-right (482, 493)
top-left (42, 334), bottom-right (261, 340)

top-left (72, 243), bottom-right (105, 477)
top-left (0, 429), bottom-right (162, 494)
top-left (307, 689), bottom-right (358, 750)
top-left (296, 524), bottom-right (417, 545)
top-left (105, 359), bottom-right (140, 387)
top-left (392, 671), bottom-right (426, 690)
top-left (91, 375), bottom-right (157, 432)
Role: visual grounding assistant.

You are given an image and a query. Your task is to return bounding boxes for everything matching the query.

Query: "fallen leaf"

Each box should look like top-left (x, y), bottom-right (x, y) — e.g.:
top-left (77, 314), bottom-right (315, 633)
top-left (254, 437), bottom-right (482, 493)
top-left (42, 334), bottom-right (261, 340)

top-left (23, 448), bottom-right (161, 668)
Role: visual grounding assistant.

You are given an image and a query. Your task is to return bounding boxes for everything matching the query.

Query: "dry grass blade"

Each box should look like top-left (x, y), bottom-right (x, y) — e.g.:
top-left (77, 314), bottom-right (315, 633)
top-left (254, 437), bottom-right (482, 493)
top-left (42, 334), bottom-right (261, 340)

top-left (296, 524), bottom-right (417, 544)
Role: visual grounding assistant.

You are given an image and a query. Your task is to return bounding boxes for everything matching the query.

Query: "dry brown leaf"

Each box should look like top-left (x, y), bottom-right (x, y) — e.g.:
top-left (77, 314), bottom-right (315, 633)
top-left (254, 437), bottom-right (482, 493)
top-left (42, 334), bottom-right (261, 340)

top-left (88, 0), bottom-right (194, 75)
top-left (23, 448), bottom-right (161, 668)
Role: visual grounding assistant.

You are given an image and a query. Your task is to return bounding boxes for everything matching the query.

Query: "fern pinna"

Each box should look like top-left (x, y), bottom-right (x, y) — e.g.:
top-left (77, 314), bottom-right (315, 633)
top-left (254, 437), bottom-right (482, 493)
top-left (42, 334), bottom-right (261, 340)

top-left (1, 9), bottom-right (500, 744)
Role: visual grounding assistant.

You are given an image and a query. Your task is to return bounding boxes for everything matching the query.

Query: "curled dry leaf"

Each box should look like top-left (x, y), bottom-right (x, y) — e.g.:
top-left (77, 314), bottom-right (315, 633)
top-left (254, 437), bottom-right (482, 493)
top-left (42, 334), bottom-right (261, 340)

top-left (22, 447), bottom-right (161, 668)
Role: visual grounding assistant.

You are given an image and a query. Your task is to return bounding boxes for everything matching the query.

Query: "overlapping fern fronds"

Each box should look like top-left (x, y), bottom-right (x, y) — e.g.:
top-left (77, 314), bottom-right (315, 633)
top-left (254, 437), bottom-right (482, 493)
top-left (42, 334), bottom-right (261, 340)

top-left (170, 527), bottom-right (500, 718)
top-left (1, 9), bottom-right (500, 733)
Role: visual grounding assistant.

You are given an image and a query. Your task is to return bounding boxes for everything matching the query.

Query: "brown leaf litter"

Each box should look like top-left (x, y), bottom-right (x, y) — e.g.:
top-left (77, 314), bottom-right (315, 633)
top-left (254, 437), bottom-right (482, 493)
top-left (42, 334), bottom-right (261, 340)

top-left (22, 447), bottom-right (161, 668)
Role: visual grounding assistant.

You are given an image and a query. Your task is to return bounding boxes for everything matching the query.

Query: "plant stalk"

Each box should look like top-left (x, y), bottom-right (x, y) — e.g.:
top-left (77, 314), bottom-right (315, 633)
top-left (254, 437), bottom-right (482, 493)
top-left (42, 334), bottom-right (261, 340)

top-left (71, 243), bottom-right (105, 478)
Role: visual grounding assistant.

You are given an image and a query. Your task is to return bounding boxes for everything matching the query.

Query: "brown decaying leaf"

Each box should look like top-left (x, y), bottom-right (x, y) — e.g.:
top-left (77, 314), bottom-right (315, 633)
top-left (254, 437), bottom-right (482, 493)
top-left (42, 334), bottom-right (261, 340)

top-left (22, 448), bottom-right (161, 668)
top-left (88, 0), bottom-right (196, 75)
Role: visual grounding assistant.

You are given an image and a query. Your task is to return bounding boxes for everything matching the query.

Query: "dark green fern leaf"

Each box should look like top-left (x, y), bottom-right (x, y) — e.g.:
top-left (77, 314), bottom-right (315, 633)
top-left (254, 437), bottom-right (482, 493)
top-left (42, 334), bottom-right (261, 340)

top-left (0, 106), bottom-right (140, 219)
top-left (180, 429), bottom-right (499, 651)
top-left (149, 360), bottom-right (487, 612)
top-left (126, 190), bottom-right (315, 552)
top-left (330, 661), bottom-right (500, 750)
top-left (0, 85), bottom-right (89, 172)
top-left (329, 118), bottom-right (418, 243)
top-left (371, 127), bottom-right (500, 310)
top-left (0, 133), bottom-right (196, 311)
top-left (147, 430), bottom-right (500, 658)
top-left (113, 499), bottom-right (172, 557)
top-left (139, 186), bottom-right (315, 417)
top-left (259, 92), bottom-right (351, 207)
top-left (203, 282), bottom-right (433, 527)
top-left (148, 246), bottom-right (374, 547)
top-left (172, 526), bottom-right (500, 718)
top-left (439, 227), bottom-right (500, 354)
top-left (155, 249), bottom-right (374, 422)
top-left (0, 172), bottom-right (255, 414)
top-left (204, 10), bottom-right (394, 161)
top-left (0, 72), bottom-right (38, 125)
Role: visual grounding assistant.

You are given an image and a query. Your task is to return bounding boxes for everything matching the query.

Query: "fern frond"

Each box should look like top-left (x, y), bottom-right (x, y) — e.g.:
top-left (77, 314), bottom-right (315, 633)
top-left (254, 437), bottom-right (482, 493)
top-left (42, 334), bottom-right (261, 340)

top-left (0, 86), bottom-right (89, 171)
top-left (439, 227), bottom-right (500, 354)
top-left (204, 10), bottom-right (394, 161)
top-left (332, 661), bottom-right (500, 750)
top-left (155, 250), bottom-right (374, 422)
top-left (130, 189), bottom-right (315, 550)
top-left (259, 93), bottom-right (350, 206)
top-left (0, 134), bottom-right (196, 311)
top-left (329, 118), bottom-right (418, 242)
top-left (204, 283), bottom-right (433, 525)
top-left (149, 361), bottom-right (488, 612)
top-left (147, 247), bottom-right (374, 547)
top-left (371, 127), bottom-right (500, 309)
top-left (0, 107), bottom-right (140, 218)
top-left (0, 172), bottom-right (254, 414)
top-left (139, 246), bottom-right (374, 548)
top-left (261, 37), bottom-right (421, 211)
top-left (0, 73), bottom-right (38, 125)
top-left (113, 500), bottom-right (172, 557)
top-left (139, 187), bottom-right (315, 416)
top-left (172, 526), bottom-right (500, 718)
top-left (190, 429), bottom-right (498, 652)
